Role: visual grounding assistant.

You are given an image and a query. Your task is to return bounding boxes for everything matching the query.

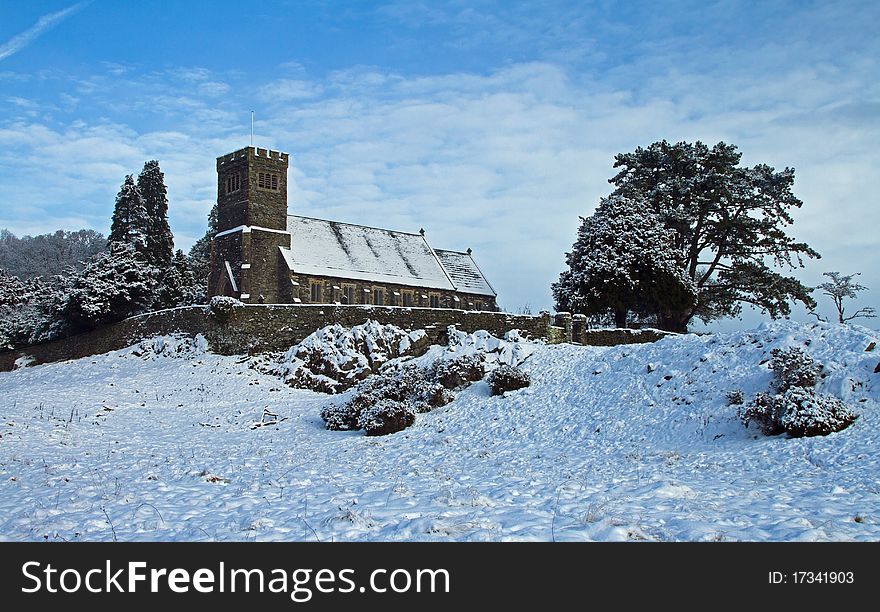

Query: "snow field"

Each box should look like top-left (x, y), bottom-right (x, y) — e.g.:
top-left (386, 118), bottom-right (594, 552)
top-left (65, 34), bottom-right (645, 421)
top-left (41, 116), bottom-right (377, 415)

top-left (0, 320), bottom-right (877, 541)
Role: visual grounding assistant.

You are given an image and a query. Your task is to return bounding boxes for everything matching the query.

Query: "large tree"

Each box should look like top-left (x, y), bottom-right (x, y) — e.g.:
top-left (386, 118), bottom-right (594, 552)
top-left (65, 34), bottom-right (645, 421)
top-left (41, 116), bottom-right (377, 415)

top-left (137, 160), bottom-right (174, 267)
top-left (609, 140), bottom-right (818, 331)
top-left (108, 175), bottom-right (150, 252)
top-left (47, 242), bottom-right (155, 336)
top-left (553, 194), bottom-right (696, 328)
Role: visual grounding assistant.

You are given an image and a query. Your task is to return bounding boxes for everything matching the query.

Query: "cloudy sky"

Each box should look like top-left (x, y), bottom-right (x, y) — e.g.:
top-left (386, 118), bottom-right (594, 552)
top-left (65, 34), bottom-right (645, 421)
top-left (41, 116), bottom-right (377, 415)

top-left (0, 1), bottom-right (877, 326)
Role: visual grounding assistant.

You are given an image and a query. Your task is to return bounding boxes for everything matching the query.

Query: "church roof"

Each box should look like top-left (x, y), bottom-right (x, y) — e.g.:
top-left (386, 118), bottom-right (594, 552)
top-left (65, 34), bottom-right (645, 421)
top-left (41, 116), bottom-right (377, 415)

top-left (279, 215), bottom-right (496, 297)
top-left (434, 249), bottom-right (496, 297)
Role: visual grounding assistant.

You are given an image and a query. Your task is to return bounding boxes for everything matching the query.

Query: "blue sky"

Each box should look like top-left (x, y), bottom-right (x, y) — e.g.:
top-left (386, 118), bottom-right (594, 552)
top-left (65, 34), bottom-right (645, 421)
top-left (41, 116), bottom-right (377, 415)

top-left (1, 1), bottom-right (878, 325)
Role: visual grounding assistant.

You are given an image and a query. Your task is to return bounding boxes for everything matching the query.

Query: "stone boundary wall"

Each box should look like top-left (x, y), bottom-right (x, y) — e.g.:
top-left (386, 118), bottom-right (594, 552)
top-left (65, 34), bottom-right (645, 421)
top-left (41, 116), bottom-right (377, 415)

top-left (0, 305), bottom-right (672, 371)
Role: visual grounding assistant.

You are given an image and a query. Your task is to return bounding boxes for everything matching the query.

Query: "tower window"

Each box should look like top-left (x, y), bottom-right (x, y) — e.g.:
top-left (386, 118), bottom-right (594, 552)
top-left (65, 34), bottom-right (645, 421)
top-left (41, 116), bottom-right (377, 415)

top-left (225, 173), bottom-right (241, 194)
top-left (258, 172), bottom-right (279, 190)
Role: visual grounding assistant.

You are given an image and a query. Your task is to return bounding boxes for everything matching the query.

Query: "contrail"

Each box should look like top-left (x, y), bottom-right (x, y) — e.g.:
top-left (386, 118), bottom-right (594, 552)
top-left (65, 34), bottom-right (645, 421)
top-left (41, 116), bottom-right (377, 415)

top-left (0, 2), bottom-right (91, 62)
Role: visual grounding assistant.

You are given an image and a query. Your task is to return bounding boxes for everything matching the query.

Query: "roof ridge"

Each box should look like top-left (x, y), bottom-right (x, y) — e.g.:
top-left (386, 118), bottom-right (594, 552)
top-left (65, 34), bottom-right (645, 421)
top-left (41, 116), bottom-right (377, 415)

top-left (288, 214), bottom-right (423, 237)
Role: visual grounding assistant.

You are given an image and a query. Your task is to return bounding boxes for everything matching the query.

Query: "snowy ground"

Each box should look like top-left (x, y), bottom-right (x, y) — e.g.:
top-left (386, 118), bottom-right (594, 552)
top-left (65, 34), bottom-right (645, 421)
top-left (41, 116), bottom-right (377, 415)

top-left (0, 320), bottom-right (878, 542)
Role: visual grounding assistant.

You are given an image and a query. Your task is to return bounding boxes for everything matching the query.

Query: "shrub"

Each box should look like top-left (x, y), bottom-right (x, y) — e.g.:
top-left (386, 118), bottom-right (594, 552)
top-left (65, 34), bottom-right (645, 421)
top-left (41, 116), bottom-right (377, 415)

top-left (320, 364), bottom-right (454, 432)
top-left (769, 347), bottom-right (821, 392)
top-left (487, 365), bottom-right (531, 396)
top-left (739, 392), bottom-right (786, 436)
top-left (207, 296), bottom-right (243, 324)
top-left (320, 402), bottom-right (361, 431)
top-left (779, 387), bottom-right (858, 438)
top-left (357, 400), bottom-right (416, 436)
top-left (740, 388), bottom-right (858, 437)
top-left (434, 354), bottom-right (486, 390)
top-left (726, 390), bottom-right (744, 406)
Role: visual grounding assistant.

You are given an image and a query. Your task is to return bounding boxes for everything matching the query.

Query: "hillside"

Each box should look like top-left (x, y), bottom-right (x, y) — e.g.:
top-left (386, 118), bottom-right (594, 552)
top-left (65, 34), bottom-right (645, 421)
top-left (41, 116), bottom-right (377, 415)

top-left (0, 320), bottom-right (878, 541)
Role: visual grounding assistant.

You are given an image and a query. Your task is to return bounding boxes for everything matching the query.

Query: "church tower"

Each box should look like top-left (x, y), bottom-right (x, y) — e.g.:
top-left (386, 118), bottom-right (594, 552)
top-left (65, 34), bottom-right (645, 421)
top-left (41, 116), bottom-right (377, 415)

top-left (208, 146), bottom-right (292, 303)
top-left (216, 146), bottom-right (289, 231)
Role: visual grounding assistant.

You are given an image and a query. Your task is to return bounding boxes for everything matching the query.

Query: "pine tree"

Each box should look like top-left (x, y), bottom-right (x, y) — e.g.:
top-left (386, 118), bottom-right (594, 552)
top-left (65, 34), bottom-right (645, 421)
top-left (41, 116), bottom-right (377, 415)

top-left (108, 175), bottom-right (150, 252)
top-left (553, 194), bottom-right (696, 328)
top-left (187, 203), bottom-right (218, 300)
top-left (155, 249), bottom-right (201, 308)
top-left (609, 140), bottom-right (819, 331)
top-left (137, 160), bottom-right (174, 267)
top-left (48, 242), bottom-right (155, 335)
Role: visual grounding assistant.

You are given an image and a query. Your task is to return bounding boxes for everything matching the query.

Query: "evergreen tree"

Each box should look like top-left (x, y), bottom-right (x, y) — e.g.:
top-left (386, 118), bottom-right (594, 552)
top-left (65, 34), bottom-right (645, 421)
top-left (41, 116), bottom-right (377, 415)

top-left (47, 242), bottom-right (155, 336)
top-left (108, 175), bottom-right (150, 252)
top-left (137, 160), bottom-right (174, 267)
top-left (187, 203), bottom-right (218, 300)
top-left (553, 194), bottom-right (696, 328)
top-left (155, 249), bottom-right (202, 308)
top-left (609, 140), bottom-right (819, 331)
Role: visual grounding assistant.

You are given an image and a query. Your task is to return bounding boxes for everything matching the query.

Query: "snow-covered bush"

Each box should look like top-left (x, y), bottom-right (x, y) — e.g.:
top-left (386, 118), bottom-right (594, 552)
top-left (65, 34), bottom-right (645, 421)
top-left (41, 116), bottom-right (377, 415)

top-left (321, 364), bottom-right (453, 432)
top-left (739, 392), bottom-right (786, 436)
top-left (779, 387), bottom-right (858, 438)
top-left (434, 354), bottom-right (486, 390)
top-left (741, 347), bottom-right (858, 437)
top-left (133, 334), bottom-right (208, 359)
top-left (487, 365), bottom-right (531, 396)
top-left (357, 400), bottom-right (416, 436)
top-left (269, 321), bottom-right (429, 393)
top-left (726, 390), bottom-right (744, 406)
top-left (206, 296), bottom-right (243, 324)
top-left (769, 346), bottom-right (821, 392)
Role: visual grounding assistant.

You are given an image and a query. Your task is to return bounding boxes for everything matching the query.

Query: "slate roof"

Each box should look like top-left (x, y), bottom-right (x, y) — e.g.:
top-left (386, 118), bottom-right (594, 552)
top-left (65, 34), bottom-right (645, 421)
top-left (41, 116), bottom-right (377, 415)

top-left (279, 215), bottom-right (496, 297)
top-left (434, 249), bottom-right (496, 297)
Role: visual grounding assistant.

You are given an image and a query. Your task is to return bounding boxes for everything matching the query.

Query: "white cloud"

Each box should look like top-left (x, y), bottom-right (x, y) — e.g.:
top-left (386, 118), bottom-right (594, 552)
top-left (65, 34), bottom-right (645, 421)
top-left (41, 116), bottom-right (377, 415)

top-left (0, 2), bottom-right (91, 63)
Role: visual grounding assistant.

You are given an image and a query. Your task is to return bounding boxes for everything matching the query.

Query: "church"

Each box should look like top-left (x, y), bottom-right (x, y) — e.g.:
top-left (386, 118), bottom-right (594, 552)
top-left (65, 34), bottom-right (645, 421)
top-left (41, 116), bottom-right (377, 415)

top-left (207, 146), bottom-right (498, 311)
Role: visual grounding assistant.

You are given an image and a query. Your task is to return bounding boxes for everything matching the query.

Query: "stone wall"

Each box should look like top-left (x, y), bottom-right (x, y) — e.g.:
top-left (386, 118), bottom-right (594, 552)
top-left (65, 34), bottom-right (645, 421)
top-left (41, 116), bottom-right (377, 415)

top-left (0, 305), bottom-right (672, 372)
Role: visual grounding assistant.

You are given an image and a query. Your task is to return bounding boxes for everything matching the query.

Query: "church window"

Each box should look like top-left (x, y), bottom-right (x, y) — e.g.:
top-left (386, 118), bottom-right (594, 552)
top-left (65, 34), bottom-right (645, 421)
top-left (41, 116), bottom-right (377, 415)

top-left (342, 285), bottom-right (355, 305)
top-left (225, 173), bottom-right (241, 194)
top-left (402, 291), bottom-right (414, 307)
top-left (310, 282), bottom-right (322, 303)
top-left (373, 288), bottom-right (384, 305)
top-left (429, 294), bottom-right (440, 309)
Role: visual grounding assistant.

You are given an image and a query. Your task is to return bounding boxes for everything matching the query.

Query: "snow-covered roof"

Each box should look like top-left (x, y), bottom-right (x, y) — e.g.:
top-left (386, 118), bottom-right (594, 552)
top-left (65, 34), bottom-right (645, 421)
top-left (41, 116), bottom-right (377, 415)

top-left (434, 249), bottom-right (496, 297)
top-left (280, 215), bottom-right (495, 296)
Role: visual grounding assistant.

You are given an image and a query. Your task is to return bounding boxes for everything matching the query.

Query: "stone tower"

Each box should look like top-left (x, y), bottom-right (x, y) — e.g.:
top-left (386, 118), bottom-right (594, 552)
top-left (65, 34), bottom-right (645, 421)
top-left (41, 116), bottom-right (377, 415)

top-left (208, 146), bottom-right (292, 303)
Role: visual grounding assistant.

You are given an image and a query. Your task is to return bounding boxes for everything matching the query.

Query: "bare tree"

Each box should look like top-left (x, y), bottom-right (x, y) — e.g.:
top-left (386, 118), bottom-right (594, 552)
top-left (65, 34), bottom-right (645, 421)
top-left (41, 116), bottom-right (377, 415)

top-left (811, 272), bottom-right (876, 323)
